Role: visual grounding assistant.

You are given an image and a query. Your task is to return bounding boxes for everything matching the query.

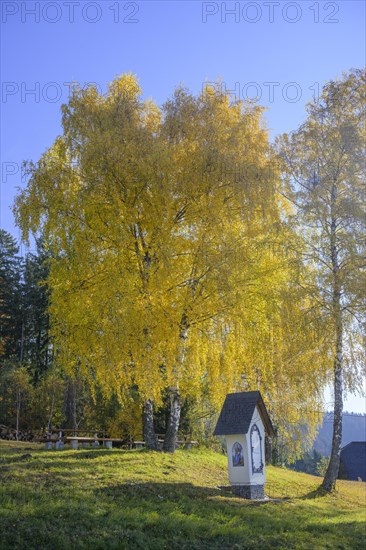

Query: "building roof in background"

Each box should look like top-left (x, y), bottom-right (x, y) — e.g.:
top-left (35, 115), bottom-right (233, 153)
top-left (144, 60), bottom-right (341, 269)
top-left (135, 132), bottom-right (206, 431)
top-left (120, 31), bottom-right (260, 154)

top-left (340, 441), bottom-right (366, 481)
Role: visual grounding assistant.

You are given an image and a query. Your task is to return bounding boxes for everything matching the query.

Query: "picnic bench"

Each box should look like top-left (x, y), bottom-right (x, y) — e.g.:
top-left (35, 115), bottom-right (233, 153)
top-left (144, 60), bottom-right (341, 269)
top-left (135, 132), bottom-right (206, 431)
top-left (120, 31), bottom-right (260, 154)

top-left (66, 436), bottom-right (129, 450)
top-left (131, 437), bottom-right (199, 450)
top-left (36, 429), bottom-right (125, 450)
top-left (36, 428), bottom-right (199, 451)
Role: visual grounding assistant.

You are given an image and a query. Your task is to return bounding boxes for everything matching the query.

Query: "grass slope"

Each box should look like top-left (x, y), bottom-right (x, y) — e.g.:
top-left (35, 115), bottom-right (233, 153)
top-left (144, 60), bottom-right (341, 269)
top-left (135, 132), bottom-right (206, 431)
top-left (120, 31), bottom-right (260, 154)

top-left (0, 441), bottom-right (365, 549)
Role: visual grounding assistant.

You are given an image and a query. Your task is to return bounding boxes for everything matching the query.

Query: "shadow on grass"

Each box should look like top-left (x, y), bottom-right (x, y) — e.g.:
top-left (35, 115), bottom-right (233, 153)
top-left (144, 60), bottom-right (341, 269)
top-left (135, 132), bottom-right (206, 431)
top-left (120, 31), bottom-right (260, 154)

top-left (1, 479), bottom-right (364, 550)
top-left (98, 481), bottom-right (226, 501)
top-left (300, 484), bottom-right (365, 502)
top-left (0, 453), bottom-right (34, 464)
top-left (301, 487), bottom-right (330, 500)
top-left (99, 482), bottom-right (294, 509)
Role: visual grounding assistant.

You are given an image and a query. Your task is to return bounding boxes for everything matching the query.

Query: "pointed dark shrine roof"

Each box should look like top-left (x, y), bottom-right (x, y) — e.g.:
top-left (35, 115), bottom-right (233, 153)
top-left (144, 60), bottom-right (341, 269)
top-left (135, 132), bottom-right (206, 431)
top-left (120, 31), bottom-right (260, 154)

top-left (213, 391), bottom-right (274, 437)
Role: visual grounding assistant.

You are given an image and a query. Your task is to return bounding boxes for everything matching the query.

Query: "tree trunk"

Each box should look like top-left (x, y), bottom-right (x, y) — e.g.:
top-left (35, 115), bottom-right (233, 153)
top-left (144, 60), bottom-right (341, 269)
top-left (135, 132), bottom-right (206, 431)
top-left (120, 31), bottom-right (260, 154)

top-left (322, 184), bottom-right (343, 492)
top-left (16, 390), bottom-right (21, 441)
top-left (321, 321), bottom-right (343, 492)
top-left (142, 399), bottom-right (160, 451)
top-left (163, 313), bottom-right (188, 453)
top-left (62, 378), bottom-right (77, 429)
top-left (163, 388), bottom-right (181, 453)
top-left (19, 320), bottom-right (25, 363)
top-left (47, 392), bottom-right (55, 432)
top-left (265, 435), bottom-right (272, 465)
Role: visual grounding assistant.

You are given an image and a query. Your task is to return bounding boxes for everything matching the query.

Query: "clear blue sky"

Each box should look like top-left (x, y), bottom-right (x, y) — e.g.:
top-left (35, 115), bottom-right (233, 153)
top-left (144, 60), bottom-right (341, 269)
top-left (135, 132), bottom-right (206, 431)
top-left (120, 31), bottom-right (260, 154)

top-left (1, 1), bottom-right (365, 411)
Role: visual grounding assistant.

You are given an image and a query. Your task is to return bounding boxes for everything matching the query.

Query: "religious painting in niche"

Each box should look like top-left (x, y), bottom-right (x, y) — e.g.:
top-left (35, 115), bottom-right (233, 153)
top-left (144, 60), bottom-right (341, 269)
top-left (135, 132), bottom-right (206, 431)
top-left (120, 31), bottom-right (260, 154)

top-left (232, 441), bottom-right (244, 467)
top-left (250, 424), bottom-right (263, 473)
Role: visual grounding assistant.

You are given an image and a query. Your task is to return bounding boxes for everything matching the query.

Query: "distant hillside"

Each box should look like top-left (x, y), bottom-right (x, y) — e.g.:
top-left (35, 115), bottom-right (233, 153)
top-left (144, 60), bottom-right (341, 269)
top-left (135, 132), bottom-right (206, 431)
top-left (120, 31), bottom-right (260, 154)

top-left (313, 413), bottom-right (366, 456)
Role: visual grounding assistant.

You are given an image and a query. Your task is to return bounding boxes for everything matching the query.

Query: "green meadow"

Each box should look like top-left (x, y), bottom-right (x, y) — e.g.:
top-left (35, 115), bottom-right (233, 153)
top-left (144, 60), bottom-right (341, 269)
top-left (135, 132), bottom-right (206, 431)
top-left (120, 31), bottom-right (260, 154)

top-left (0, 441), bottom-right (365, 549)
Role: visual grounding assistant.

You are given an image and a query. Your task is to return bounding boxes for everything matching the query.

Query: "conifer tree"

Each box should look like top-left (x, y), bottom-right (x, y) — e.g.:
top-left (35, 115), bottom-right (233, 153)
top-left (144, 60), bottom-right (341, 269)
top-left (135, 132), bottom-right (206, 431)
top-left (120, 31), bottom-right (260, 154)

top-left (0, 230), bottom-right (23, 360)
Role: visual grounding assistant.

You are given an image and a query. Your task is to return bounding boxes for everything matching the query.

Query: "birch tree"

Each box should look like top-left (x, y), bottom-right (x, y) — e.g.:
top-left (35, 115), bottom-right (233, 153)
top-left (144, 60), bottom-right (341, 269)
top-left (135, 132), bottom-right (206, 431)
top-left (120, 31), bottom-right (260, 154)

top-left (277, 68), bottom-right (366, 491)
top-left (14, 76), bottom-right (277, 448)
top-left (14, 74), bottom-right (329, 452)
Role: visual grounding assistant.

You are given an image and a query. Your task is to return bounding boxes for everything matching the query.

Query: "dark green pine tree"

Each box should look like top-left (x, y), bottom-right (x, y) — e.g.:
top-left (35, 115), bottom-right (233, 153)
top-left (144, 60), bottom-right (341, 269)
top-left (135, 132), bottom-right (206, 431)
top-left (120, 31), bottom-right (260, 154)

top-left (0, 230), bottom-right (23, 361)
top-left (22, 237), bottom-right (52, 383)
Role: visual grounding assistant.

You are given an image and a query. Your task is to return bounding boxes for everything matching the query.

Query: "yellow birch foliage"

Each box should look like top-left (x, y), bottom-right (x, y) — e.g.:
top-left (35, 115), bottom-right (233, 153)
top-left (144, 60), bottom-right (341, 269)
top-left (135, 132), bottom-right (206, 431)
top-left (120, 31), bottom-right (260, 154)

top-left (15, 75), bottom-right (328, 445)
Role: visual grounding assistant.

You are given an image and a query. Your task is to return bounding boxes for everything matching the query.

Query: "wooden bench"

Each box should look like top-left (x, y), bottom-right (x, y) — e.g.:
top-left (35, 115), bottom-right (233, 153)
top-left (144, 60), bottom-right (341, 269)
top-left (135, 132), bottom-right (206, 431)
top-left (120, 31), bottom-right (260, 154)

top-left (36, 429), bottom-right (199, 451)
top-left (36, 429), bottom-right (123, 450)
top-left (130, 438), bottom-right (199, 450)
top-left (66, 436), bottom-right (126, 450)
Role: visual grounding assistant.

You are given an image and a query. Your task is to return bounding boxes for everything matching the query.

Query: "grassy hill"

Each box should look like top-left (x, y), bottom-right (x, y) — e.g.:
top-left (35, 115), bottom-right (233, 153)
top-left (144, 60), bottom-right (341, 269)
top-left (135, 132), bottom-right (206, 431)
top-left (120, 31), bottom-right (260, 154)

top-left (0, 441), bottom-right (365, 549)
